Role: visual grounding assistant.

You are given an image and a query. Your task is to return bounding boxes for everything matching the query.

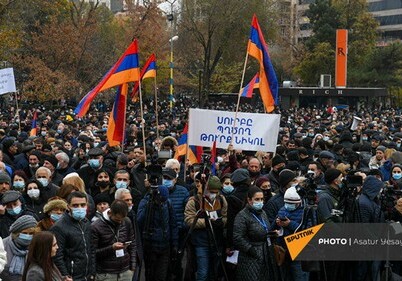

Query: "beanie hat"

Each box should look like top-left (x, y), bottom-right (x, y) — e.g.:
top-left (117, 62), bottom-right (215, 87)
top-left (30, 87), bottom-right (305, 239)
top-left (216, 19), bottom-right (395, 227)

top-left (231, 169), bottom-right (250, 184)
top-left (208, 176), bottom-right (222, 191)
top-left (284, 186), bottom-right (301, 204)
top-left (162, 168), bottom-right (177, 179)
top-left (0, 172), bottom-right (11, 184)
top-left (93, 193), bottom-right (112, 206)
top-left (43, 197), bottom-right (68, 214)
top-left (255, 176), bottom-right (269, 188)
top-left (376, 145), bottom-right (386, 153)
top-left (390, 152), bottom-right (402, 164)
top-left (9, 215), bottom-right (37, 233)
top-left (319, 150), bottom-right (335, 159)
top-left (279, 169), bottom-right (296, 187)
top-left (43, 154), bottom-right (58, 169)
top-left (2, 138), bottom-right (16, 151)
top-left (271, 155), bottom-right (286, 167)
top-left (324, 168), bottom-right (342, 184)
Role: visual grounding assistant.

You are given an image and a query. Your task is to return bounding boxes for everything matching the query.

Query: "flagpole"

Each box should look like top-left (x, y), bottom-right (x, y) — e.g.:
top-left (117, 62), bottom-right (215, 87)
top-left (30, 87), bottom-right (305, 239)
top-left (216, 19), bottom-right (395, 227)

top-left (138, 77), bottom-right (147, 167)
top-left (231, 53), bottom-right (249, 144)
top-left (15, 91), bottom-right (21, 132)
top-left (153, 76), bottom-right (160, 140)
top-left (184, 142), bottom-right (188, 182)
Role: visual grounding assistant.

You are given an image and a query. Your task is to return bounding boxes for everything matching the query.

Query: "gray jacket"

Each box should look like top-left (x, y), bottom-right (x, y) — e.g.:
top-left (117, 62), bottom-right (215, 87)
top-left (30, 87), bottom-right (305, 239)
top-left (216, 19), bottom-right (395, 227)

top-left (25, 263), bottom-right (63, 281)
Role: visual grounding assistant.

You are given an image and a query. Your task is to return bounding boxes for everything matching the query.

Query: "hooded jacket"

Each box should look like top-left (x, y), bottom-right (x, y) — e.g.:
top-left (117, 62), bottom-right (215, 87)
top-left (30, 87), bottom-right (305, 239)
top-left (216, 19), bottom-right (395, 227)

top-left (357, 176), bottom-right (384, 223)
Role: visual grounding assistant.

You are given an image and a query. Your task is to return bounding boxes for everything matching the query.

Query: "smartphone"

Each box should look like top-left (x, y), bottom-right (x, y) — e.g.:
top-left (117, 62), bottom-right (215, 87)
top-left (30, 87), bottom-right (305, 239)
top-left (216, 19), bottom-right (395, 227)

top-left (124, 241), bottom-right (132, 245)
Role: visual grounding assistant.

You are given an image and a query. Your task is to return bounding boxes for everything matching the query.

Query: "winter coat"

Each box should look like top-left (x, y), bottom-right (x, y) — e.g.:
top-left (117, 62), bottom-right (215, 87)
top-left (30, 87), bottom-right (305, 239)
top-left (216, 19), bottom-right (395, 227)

top-left (267, 170), bottom-right (280, 192)
top-left (263, 189), bottom-right (285, 224)
top-left (233, 205), bottom-right (278, 281)
top-left (91, 211), bottom-right (136, 274)
top-left (50, 213), bottom-right (95, 281)
top-left (137, 195), bottom-right (179, 250)
top-left (356, 176), bottom-right (384, 223)
top-left (184, 194), bottom-right (227, 248)
top-left (0, 237), bottom-right (6, 274)
top-left (0, 208), bottom-right (38, 238)
top-left (226, 183), bottom-right (248, 248)
top-left (25, 263), bottom-right (63, 281)
top-left (379, 160), bottom-right (393, 182)
top-left (316, 185), bottom-right (342, 223)
top-left (168, 184), bottom-right (189, 230)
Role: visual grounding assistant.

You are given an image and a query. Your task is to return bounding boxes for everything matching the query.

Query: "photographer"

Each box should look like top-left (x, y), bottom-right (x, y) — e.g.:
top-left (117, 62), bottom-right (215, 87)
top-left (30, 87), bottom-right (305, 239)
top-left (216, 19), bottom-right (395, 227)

top-left (317, 168), bottom-right (344, 223)
top-left (137, 183), bottom-right (178, 281)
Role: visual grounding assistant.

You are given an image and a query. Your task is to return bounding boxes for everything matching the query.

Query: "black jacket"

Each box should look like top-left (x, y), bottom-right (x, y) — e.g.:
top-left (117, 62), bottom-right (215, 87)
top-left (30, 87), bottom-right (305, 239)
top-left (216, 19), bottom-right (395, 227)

top-left (91, 212), bottom-right (136, 274)
top-left (263, 188), bottom-right (285, 224)
top-left (50, 213), bottom-right (95, 281)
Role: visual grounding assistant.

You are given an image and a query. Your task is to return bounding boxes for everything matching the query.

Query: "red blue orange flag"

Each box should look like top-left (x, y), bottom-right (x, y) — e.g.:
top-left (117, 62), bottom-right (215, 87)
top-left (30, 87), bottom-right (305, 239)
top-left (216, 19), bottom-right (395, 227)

top-left (240, 73), bottom-right (260, 98)
top-left (247, 15), bottom-right (278, 112)
top-left (30, 111), bottom-right (38, 137)
top-left (174, 123), bottom-right (202, 164)
top-left (107, 84), bottom-right (128, 146)
top-left (131, 53), bottom-right (157, 101)
top-left (75, 40), bottom-right (140, 117)
top-left (210, 141), bottom-right (217, 175)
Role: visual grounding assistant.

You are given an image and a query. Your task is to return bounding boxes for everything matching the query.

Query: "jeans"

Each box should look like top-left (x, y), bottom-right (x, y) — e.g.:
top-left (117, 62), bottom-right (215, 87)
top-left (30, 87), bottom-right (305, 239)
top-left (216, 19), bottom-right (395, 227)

top-left (194, 246), bottom-right (220, 281)
top-left (143, 247), bottom-right (170, 281)
top-left (95, 270), bottom-right (133, 281)
top-left (290, 261), bottom-right (309, 281)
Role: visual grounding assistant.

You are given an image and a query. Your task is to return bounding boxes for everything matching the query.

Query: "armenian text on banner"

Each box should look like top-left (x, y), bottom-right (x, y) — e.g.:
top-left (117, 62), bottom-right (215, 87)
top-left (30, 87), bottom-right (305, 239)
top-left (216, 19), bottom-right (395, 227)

top-left (0, 68), bottom-right (16, 95)
top-left (188, 108), bottom-right (280, 152)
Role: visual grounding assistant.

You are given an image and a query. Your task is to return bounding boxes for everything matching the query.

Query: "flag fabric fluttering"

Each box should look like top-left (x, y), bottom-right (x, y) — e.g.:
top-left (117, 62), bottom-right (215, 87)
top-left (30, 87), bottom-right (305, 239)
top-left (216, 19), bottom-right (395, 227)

top-left (75, 40), bottom-right (140, 117)
top-left (175, 123), bottom-right (202, 164)
top-left (131, 53), bottom-right (157, 101)
top-left (107, 84), bottom-right (128, 146)
top-left (240, 73), bottom-right (260, 98)
top-left (247, 15), bottom-right (278, 112)
top-left (210, 141), bottom-right (217, 175)
top-left (30, 111), bottom-right (38, 137)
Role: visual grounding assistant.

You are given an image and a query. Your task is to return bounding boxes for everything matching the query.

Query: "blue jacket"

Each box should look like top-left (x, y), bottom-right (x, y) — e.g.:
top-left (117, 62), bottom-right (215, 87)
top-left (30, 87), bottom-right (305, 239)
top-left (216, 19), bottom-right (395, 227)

top-left (137, 195), bottom-right (179, 250)
top-left (379, 160), bottom-right (392, 182)
top-left (168, 184), bottom-right (189, 230)
top-left (357, 176), bottom-right (384, 223)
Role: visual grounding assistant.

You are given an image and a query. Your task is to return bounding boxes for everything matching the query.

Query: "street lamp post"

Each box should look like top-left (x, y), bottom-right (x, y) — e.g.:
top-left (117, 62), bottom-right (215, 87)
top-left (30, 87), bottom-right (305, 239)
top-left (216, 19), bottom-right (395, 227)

top-left (166, 0), bottom-right (177, 110)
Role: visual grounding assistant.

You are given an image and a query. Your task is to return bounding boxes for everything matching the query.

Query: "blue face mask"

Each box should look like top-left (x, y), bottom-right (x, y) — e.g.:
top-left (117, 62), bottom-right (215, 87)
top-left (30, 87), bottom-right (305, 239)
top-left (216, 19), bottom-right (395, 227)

top-left (284, 203), bottom-right (297, 211)
top-left (337, 182), bottom-right (345, 189)
top-left (88, 159), bottom-right (101, 169)
top-left (19, 233), bottom-right (33, 241)
top-left (162, 179), bottom-right (174, 188)
top-left (7, 206), bottom-right (22, 216)
top-left (50, 213), bottom-right (62, 222)
top-left (393, 173), bottom-right (402, 180)
top-left (13, 181), bottom-right (25, 191)
top-left (252, 201), bottom-right (264, 211)
top-left (71, 207), bottom-right (86, 221)
top-left (37, 178), bottom-right (49, 187)
top-left (57, 129), bottom-right (62, 134)
top-left (115, 181), bottom-right (128, 189)
top-left (223, 185), bottom-right (234, 193)
top-left (362, 137), bottom-right (368, 141)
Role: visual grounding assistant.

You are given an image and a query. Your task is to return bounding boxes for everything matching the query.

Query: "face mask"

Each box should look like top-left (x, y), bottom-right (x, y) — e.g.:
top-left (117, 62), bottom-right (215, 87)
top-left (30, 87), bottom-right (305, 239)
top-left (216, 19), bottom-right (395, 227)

top-left (57, 129), bottom-right (62, 134)
top-left (398, 143), bottom-right (401, 148)
top-left (38, 178), bottom-right (49, 187)
top-left (162, 179), bottom-right (174, 189)
top-left (7, 205), bottom-right (22, 216)
top-left (308, 133), bottom-right (314, 137)
top-left (41, 131), bottom-right (46, 136)
top-left (249, 171), bottom-right (260, 177)
top-left (115, 181), bottom-right (128, 189)
top-left (262, 190), bottom-right (272, 200)
top-left (56, 163), bottom-right (61, 170)
top-left (362, 137), bottom-right (368, 141)
top-left (337, 182), bottom-right (345, 189)
top-left (323, 136), bottom-right (330, 141)
top-left (223, 185), bottom-right (234, 193)
top-left (128, 205), bottom-right (133, 212)
top-left (30, 163), bottom-right (39, 168)
top-left (252, 201), bottom-right (264, 211)
top-left (97, 181), bottom-right (110, 188)
top-left (94, 142), bottom-right (99, 147)
top-left (71, 207), bottom-right (86, 221)
top-left (50, 213), bottom-right (62, 222)
top-left (27, 189), bottom-right (40, 199)
top-left (19, 233), bottom-right (33, 241)
top-left (393, 173), bottom-right (402, 180)
top-left (13, 181), bottom-right (25, 191)
top-left (89, 159), bottom-right (101, 169)
top-left (208, 193), bottom-right (217, 201)
top-left (284, 203), bottom-right (297, 211)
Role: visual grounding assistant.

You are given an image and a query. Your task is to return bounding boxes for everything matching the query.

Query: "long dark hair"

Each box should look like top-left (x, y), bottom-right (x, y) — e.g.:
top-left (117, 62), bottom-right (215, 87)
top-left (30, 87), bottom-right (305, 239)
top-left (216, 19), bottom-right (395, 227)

top-left (22, 231), bottom-right (54, 281)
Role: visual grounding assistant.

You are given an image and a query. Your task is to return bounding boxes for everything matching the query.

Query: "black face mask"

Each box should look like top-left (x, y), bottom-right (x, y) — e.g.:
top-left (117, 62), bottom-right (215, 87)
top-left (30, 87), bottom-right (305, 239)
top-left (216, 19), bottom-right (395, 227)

top-left (249, 170), bottom-right (260, 177)
top-left (276, 166), bottom-right (285, 174)
top-left (262, 190), bottom-right (272, 201)
top-left (96, 181), bottom-right (110, 188)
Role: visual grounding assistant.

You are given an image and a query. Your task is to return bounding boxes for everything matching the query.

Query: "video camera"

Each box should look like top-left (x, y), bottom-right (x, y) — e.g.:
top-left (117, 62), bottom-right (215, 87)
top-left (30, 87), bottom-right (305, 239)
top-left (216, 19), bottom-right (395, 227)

top-left (380, 185), bottom-right (402, 220)
top-left (297, 172), bottom-right (318, 206)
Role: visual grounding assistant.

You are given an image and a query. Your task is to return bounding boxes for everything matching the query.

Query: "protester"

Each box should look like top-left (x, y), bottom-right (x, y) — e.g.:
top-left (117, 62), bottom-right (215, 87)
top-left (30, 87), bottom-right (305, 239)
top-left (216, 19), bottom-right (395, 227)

top-left (22, 231), bottom-right (66, 281)
top-left (37, 197), bottom-right (68, 231)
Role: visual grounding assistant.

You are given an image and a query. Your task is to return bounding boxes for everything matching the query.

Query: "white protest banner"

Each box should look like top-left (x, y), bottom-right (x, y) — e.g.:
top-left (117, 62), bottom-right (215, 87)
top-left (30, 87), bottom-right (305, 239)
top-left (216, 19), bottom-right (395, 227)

top-left (188, 108), bottom-right (280, 152)
top-left (0, 68), bottom-right (16, 95)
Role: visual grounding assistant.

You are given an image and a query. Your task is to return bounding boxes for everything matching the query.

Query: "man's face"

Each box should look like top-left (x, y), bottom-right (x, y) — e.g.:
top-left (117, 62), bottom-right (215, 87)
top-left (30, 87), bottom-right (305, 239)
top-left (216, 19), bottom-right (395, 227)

top-left (68, 197), bottom-right (87, 211)
top-left (43, 160), bottom-right (55, 172)
top-left (6, 199), bottom-right (21, 209)
top-left (133, 148), bottom-right (145, 163)
top-left (371, 140), bottom-right (380, 148)
top-left (248, 159), bottom-right (261, 174)
top-left (0, 181), bottom-right (10, 193)
top-left (8, 144), bottom-right (18, 155)
top-left (114, 173), bottom-right (130, 186)
top-left (376, 150), bottom-right (384, 161)
top-left (307, 164), bottom-right (320, 178)
top-left (121, 193), bottom-right (133, 208)
top-left (36, 170), bottom-right (50, 181)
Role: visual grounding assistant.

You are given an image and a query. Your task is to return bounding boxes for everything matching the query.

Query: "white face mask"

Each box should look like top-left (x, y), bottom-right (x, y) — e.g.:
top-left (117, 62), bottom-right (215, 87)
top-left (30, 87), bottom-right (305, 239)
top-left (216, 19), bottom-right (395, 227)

top-left (27, 189), bottom-right (40, 199)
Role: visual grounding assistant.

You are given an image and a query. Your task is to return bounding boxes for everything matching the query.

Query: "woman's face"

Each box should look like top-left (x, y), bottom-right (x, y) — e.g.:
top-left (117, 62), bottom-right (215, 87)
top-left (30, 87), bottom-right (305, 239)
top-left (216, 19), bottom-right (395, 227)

top-left (27, 183), bottom-right (39, 190)
top-left (13, 175), bottom-right (25, 184)
top-left (248, 192), bottom-right (264, 205)
top-left (64, 142), bottom-right (72, 151)
top-left (50, 207), bottom-right (64, 215)
top-left (51, 236), bottom-right (58, 257)
top-left (97, 172), bottom-right (109, 182)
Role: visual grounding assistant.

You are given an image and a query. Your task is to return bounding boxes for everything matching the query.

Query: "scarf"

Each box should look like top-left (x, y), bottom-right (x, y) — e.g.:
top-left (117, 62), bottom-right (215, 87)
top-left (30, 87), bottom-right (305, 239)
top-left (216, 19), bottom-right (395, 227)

top-left (8, 239), bottom-right (28, 275)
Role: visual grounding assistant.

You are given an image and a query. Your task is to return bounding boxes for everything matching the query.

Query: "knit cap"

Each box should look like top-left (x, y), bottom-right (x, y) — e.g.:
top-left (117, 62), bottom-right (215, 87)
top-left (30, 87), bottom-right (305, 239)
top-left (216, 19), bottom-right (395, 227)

top-left (208, 176), bottom-right (222, 192)
top-left (279, 169), bottom-right (296, 188)
top-left (284, 186), bottom-right (301, 204)
top-left (230, 169), bottom-right (250, 184)
top-left (9, 215), bottom-right (37, 233)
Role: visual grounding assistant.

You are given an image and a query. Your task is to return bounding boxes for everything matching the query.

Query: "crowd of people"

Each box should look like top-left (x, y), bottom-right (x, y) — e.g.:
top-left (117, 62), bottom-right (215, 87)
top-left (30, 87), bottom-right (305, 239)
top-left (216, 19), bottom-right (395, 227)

top-left (0, 95), bottom-right (400, 281)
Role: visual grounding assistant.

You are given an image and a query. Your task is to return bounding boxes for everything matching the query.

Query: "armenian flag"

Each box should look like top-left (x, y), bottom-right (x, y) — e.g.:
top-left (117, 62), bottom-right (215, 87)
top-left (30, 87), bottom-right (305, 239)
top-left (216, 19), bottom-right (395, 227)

top-left (107, 84), bottom-right (128, 146)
